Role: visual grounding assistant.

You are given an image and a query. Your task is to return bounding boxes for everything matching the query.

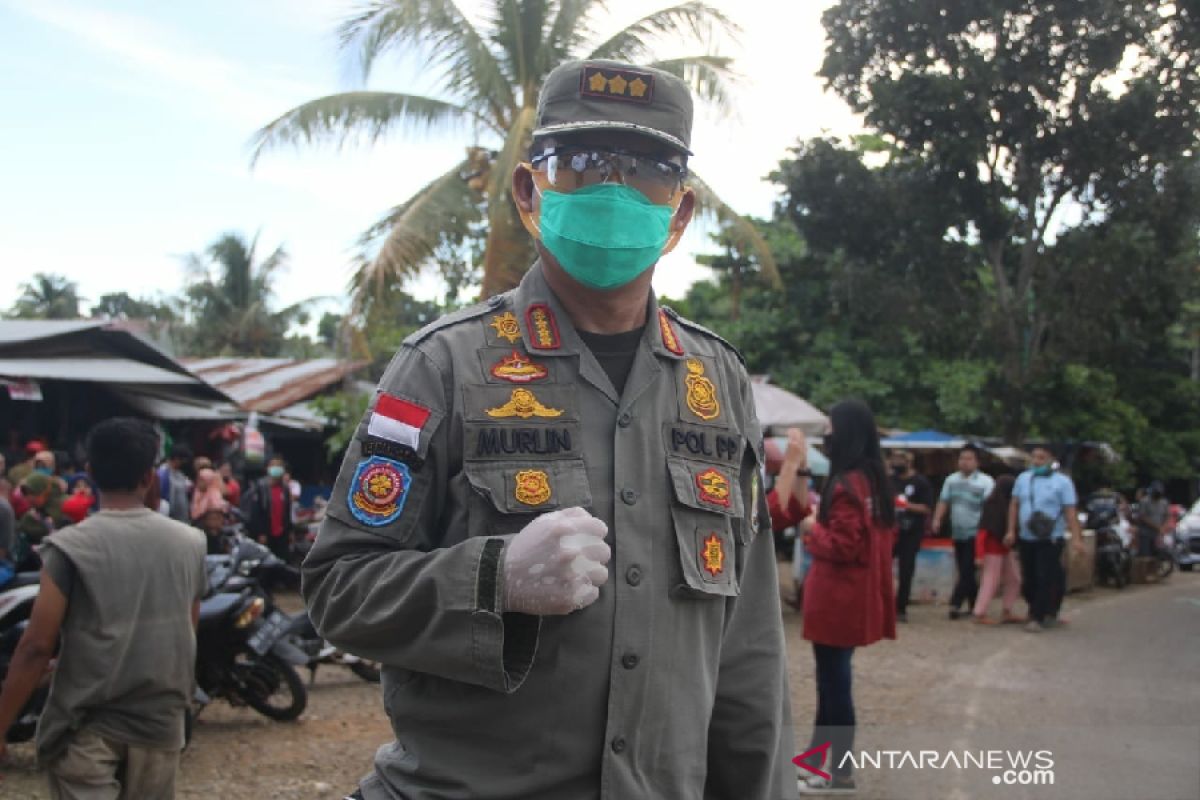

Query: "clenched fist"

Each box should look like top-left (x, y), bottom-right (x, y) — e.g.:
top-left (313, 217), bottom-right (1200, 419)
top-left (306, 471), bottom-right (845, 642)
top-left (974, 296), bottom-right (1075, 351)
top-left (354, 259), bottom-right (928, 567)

top-left (501, 507), bottom-right (611, 615)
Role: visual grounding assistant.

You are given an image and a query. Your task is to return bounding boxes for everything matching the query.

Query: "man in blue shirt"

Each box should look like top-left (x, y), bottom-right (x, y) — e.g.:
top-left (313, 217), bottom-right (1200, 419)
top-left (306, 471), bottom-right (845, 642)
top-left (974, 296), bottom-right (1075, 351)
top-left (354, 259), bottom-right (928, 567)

top-left (1005, 445), bottom-right (1084, 632)
top-left (931, 445), bottom-right (994, 619)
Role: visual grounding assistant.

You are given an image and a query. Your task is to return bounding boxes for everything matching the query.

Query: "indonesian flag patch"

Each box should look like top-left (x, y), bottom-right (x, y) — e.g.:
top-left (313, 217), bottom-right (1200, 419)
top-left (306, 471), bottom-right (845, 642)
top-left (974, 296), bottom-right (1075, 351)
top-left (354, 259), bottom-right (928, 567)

top-left (368, 393), bottom-right (431, 452)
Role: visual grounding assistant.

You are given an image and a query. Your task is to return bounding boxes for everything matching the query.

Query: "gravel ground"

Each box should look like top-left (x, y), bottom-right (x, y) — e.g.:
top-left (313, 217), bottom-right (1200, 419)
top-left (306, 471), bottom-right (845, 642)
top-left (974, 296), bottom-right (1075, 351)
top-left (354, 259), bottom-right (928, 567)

top-left (3, 569), bottom-right (1193, 799)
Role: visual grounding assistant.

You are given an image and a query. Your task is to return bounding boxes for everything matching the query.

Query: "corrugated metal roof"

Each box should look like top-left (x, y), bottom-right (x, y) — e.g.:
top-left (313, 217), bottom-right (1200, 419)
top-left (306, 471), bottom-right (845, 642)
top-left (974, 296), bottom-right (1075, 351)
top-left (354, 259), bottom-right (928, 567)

top-left (110, 387), bottom-right (245, 420)
top-left (183, 357), bottom-right (365, 413)
top-left (0, 320), bottom-right (106, 345)
top-left (0, 358), bottom-right (200, 384)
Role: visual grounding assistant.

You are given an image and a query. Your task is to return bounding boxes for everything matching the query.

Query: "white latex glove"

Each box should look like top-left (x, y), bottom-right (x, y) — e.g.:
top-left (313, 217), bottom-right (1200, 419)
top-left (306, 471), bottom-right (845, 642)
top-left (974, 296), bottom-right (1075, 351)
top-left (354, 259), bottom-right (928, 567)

top-left (501, 507), bottom-right (610, 615)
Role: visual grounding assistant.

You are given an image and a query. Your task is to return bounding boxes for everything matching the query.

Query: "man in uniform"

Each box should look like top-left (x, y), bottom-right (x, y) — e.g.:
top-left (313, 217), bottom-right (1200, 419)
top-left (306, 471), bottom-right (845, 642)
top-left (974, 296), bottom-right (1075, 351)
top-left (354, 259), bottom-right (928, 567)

top-left (303, 59), bottom-right (796, 800)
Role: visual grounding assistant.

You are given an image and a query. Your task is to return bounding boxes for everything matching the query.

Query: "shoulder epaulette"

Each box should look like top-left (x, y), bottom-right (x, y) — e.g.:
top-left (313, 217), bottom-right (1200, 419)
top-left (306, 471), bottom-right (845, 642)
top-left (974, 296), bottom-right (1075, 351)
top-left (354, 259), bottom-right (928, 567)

top-left (660, 305), bottom-right (747, 368)
top-left (403, 292), bottom-right (514, 346)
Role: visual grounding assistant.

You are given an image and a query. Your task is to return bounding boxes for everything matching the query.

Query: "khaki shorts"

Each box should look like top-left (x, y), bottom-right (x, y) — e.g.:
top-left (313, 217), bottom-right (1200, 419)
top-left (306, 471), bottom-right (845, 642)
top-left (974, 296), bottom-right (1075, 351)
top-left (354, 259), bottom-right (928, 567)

top-left (48, 728), bottom-right (179, 800)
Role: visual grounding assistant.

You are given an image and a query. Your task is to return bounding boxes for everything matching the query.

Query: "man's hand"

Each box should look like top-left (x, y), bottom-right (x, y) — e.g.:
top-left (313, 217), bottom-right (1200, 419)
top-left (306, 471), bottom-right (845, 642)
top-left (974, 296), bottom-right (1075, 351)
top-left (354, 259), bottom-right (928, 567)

top-left (1003, 532), bottom-right (1016, 549)
top-left (501, 507), bottom-right (610, 616)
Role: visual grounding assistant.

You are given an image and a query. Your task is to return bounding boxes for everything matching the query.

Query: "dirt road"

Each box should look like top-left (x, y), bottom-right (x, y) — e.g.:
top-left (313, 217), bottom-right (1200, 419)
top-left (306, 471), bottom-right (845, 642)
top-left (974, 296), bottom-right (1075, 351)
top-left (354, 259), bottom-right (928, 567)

top-left (3, 573), bottom-right (1197, 799)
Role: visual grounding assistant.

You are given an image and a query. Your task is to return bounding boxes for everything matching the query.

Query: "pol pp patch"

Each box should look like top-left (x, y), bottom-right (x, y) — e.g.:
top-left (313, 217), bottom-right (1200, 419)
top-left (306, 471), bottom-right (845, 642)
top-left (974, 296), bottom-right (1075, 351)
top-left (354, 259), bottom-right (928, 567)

top-left (348, 456), bottom-right (411, 527)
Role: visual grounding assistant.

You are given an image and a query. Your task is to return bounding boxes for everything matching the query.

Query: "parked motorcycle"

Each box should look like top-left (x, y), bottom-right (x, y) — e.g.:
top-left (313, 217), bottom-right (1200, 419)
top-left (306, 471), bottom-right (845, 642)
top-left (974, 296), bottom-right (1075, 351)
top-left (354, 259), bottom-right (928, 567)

top-left (194, 532), bottom-right (310, 723)
top-left (0, 572), bottom-right (49, 742)
top-left (284, 613), bottom-right (382, 684)
top-left (1085, 494), bottom-right (1133, 589)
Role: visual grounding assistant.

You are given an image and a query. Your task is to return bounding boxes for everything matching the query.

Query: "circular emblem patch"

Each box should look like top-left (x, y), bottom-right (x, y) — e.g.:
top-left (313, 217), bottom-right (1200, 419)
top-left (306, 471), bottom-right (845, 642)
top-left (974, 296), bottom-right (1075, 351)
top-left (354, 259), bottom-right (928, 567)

top-left (514, 469), bottom-right (552, 506)
top-left (348, 456), bottom-right (411, 527)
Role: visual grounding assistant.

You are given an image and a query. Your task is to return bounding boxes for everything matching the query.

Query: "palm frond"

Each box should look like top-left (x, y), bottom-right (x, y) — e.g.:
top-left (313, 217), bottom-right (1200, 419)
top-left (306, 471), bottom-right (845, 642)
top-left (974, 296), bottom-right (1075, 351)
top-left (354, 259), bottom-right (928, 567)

top-left (541, 0), bottom-right (606, 72)
top-left (649, 55), bottom-right (737, 117)
top-left (351, 158), bottom-right (478, 310)
top-left (338, 1), bottom-right (515, 128)
top-left (688, 172), bottom-right (781, 289)
top-left (584, 2), bottom-right (739, 63)
top-left (250, 92), bottom-right (476, 164)
top-left (488, 0), bottom-right (551, 97)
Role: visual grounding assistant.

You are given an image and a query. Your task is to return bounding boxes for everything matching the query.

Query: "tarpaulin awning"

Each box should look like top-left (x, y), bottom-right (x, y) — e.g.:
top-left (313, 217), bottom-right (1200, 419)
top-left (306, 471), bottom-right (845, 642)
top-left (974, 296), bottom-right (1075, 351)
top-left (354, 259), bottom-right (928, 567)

top-left (881, 429), bottom-right (966, 449)
top-left (749, 378), bottom-right (829, 436)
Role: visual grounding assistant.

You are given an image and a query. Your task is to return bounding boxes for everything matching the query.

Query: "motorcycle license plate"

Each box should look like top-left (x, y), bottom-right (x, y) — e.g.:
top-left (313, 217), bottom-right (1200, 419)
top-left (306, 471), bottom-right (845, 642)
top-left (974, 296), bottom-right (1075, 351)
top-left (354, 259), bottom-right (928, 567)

top-left (247, 611), bottom-right (288, 656)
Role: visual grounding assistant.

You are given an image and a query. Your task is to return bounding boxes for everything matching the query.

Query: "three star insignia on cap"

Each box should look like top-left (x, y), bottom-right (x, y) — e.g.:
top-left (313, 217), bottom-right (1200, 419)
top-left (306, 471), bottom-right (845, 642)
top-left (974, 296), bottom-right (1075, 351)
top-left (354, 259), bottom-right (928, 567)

top-left (580, 64), bottom-right (655, 105)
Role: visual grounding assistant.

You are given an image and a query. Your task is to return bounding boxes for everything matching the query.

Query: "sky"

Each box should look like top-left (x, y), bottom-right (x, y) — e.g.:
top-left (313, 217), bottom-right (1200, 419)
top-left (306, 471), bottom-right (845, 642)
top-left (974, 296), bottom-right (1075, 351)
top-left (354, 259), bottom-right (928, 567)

top-left (0, 0), bottom-right (862, 323)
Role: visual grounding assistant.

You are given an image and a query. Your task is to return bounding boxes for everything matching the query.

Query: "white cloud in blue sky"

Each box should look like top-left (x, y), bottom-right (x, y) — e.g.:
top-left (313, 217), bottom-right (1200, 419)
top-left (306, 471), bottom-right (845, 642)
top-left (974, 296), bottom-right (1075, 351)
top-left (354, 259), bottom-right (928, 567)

top-left (0, 0), bottom-right (859, 320)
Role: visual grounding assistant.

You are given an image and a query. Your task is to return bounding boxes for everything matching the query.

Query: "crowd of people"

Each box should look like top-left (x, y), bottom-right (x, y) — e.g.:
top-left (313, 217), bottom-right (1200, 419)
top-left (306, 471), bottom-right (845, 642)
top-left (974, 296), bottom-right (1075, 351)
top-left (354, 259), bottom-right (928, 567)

top-left (0, 437), bottom-right (307, 587)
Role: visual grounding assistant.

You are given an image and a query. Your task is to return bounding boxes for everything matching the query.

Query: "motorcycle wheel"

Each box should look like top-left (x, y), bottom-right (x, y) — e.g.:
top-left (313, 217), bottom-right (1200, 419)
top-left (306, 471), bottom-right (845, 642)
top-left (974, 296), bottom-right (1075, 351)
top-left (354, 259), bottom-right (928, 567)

top-left (349, 660), bottom-right (382, 683)
top-left (1157, 553), bottom-right (1174, 580)
top-left (236, 653), bottom-right (308, 722)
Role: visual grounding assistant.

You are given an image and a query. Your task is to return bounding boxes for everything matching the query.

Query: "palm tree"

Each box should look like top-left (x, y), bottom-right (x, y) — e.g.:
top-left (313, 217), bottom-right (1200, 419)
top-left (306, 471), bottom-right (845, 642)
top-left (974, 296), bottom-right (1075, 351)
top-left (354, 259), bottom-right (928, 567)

top-left (8, 273), bottom-right (83, 319)
top-left (183, 232), bottom-right (313, 356)
top-left (251, 0), bottom-right (780, 303)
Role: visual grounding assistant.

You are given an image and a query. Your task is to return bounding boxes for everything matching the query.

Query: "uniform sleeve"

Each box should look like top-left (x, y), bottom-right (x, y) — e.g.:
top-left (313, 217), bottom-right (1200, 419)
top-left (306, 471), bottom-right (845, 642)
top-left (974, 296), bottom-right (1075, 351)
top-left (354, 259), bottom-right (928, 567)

top-left (704, 373), bottom-right (796, 800)
top-left (301, 343), bottom-right (539, 694)
top-left (806, 484), bottom-right (867, 565)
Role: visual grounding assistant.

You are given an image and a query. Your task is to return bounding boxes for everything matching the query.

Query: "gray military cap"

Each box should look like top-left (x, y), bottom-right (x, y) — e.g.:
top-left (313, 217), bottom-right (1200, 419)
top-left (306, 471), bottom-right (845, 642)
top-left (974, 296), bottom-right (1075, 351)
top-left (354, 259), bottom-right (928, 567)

top-left (533, 59), bottom-right (694, 155)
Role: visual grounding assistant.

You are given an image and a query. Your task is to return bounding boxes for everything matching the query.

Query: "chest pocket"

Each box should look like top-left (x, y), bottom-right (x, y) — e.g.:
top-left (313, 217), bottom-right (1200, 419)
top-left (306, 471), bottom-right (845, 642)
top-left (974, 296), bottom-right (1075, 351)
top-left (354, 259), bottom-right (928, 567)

top-left (666, 457), bottom-right (741, 599)
top-left (463, 459), bottom-right (593, 537)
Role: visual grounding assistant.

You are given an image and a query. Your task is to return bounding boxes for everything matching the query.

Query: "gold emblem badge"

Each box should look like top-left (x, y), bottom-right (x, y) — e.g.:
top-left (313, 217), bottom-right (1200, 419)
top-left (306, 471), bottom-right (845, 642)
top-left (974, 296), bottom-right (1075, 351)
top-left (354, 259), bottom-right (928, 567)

top-left (685, 359), bottom-right (720, 421)
top-left (485, 388), bottom-right (564, 419)
top-left (515, 469), bottom-right (552, 506)
top-left (702, 533), bottom-right (725, 577)
top-left (696, 467), bottom-right (732, 508)
top-left (490, 312), bottom-right (521, 344)
top-left (490, 350), bottom-right (549, 383)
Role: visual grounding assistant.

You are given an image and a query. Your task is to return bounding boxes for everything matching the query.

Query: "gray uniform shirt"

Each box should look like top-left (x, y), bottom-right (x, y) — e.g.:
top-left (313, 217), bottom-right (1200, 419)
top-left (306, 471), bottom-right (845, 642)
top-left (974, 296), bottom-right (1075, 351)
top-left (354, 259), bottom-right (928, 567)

top-left (303, 263), bottom-right (796, 800)
top-left (36, 508), bottom-right (207, 763)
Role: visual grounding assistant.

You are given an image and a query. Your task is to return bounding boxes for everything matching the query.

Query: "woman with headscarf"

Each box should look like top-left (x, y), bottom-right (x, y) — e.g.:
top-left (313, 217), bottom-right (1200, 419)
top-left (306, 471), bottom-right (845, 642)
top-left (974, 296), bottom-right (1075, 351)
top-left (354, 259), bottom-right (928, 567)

top-left (797, 400), bottom-right (897, 796)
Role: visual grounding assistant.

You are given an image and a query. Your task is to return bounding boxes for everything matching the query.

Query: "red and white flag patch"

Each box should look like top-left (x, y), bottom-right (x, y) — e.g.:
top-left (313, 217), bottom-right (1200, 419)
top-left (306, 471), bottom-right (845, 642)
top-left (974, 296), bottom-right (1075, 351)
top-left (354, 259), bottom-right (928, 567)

top-left (368, 394), bottom-right (431, 451)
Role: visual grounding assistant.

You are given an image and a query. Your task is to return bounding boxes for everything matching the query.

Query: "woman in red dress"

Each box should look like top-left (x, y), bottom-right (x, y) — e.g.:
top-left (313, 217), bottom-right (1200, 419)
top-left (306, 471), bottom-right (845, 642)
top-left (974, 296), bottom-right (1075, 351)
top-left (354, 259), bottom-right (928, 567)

top-left (798, 400), bottom-right (897, 795)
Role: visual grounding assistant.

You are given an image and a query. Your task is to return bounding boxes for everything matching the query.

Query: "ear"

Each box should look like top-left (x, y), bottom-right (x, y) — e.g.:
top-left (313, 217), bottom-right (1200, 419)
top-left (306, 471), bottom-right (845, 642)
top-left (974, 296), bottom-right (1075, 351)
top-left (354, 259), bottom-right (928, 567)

top-left (661, 187), bottom-right (696, 256)
top-left (512, 163), bottom-right (536, 214)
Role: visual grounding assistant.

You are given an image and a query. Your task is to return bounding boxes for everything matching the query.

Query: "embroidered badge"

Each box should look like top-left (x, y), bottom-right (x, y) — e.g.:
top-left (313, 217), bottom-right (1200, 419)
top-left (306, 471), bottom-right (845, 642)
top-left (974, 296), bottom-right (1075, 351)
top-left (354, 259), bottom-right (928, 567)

top-left (702, 533), bottom-right (725, 577)
top-left (696, 467), bottom-right (732, 508)
top-left (490, 312), bottom-right (522, 344)
top-left (347, 456), bottom-right (411, 527)
top-left (368, 394), bottom-right (431, 451)
top-left (490, 350), bottom-right (549, 383)
top-left (485, 388), bottom-right (564, 419)
top-left (525, 304), bottom-right (561, 350)
top-left (685, 358), bottom-right (720, 421)
top-left (581, 64), bottom-right (655, 105)
top-left (514, 469), bottom-right (552, 506)
top-left (658, 309), bottom-right (684, 355)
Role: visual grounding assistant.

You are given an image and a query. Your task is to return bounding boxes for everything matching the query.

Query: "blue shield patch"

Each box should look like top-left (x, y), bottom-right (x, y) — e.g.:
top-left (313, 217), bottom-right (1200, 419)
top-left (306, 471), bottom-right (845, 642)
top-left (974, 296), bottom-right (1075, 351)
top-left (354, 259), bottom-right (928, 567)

top-left (347, 456), bottom-right (411, 527)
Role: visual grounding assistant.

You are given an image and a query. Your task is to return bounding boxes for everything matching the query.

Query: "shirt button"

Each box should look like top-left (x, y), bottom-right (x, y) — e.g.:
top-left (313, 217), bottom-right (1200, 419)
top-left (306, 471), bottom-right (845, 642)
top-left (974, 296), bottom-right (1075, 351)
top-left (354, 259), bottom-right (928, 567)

top-left (611, 737), bottom-right (627, 754)
top-left (626, 565), bottom-right (642, 586)
top-left (621, 653), bottom-right (639, 670)
top-left (621, 488), bottom-right (638, 505)
top-left (618, 412), bottom-right (632, 428)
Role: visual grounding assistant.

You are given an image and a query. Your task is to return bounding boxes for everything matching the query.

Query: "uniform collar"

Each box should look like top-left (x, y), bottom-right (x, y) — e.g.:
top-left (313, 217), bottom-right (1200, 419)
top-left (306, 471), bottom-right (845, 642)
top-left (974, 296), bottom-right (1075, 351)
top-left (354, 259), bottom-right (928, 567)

top-left (510, 260), bottom-right (690, 363)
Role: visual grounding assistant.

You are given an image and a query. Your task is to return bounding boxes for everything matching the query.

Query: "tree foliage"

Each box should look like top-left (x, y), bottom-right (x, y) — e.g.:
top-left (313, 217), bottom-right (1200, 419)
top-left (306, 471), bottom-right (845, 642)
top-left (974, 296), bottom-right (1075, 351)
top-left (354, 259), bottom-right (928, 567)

top-left (7, 273), bottom-right (83, 320)
top-left (816, 0), bottom-right (1200, 442)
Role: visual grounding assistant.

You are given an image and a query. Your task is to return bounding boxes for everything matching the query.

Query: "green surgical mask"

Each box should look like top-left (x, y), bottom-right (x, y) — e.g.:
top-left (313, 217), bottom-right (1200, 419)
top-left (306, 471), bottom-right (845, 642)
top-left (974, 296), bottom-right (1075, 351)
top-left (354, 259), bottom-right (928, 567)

top-left (1033, 465), bottom-right (1052, 477)
top-left (538, 184), bottom-right (673, 290)
top-left (268, 465), bottom-right (285, 479)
